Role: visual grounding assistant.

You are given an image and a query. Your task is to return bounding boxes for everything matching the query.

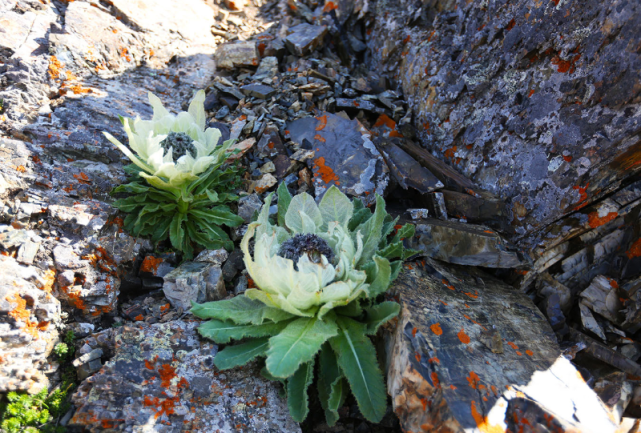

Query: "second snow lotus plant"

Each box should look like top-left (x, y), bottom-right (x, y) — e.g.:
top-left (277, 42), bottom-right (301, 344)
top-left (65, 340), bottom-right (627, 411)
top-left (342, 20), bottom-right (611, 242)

top-left (105, 90), bottom-right (244, 258)
top-left (192, 184), bottom-right (418, 424)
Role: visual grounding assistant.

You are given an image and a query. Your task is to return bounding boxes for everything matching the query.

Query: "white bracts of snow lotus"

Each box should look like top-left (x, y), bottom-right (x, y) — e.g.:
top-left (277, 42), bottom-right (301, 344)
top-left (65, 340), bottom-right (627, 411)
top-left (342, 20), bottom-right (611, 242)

top-left (241, 189), bottom-right (371, 319)
top-left (103, 90), bottom-right (232, 192)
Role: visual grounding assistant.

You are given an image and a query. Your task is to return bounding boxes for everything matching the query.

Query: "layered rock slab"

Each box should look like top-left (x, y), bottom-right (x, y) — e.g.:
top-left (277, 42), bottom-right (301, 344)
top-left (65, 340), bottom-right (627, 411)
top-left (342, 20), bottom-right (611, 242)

top-left (368, 0), bottom-right (641, 247)
top-left (70, 320), bottom-right (301, 432)
top-left (286, 112), bottom-right (389, 204)
top-left (386, 259), bottom-right (619, 432)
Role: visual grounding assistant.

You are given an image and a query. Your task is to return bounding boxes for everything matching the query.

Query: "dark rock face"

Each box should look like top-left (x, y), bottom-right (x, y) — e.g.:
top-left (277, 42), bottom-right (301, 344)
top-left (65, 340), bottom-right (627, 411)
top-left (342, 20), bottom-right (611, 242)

top-left (70, 321), bottom-right (300, 432)
top-left (368, 0), bottom-right (641, 248)
top-left (386, 259), bottom-right (619, 432)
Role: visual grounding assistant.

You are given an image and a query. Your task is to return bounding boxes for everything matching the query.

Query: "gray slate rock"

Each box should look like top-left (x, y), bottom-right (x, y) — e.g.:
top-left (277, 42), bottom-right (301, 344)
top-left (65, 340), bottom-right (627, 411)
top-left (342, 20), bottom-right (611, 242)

top-left (163, 262), bottom-right (226, 309)
top-left (70, 321), bottom-right (301, 432)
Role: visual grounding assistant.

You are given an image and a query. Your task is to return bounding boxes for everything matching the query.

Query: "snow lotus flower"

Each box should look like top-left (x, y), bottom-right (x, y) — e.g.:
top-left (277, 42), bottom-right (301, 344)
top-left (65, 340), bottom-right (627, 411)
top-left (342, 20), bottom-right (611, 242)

top-left (192, 184), bottom-right (419, 425)
top-left (103, 90), bottom-right (232, 193)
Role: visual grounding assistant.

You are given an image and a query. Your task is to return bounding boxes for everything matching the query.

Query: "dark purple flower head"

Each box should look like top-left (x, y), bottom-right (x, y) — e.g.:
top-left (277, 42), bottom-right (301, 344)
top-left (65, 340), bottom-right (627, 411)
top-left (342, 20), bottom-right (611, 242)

top-left (160, 131), bottom-right (196, 158)
top-left (277, 234), bottom-right (334, 270)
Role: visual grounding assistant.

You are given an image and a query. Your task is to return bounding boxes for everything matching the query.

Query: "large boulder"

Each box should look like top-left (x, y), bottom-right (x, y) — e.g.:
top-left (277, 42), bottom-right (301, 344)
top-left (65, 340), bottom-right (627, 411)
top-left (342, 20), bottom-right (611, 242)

top-left (368, 0), bottom-right (641, 248)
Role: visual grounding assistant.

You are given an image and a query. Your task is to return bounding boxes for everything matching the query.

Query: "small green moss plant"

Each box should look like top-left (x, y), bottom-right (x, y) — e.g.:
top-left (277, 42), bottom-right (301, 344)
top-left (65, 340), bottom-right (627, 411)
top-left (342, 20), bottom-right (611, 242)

top-left (192, 184), bottom-right (418, 425)
top-left (0, 384), bottom-right (73, 433)
top-left (105, 90), bottom-right (244, 258)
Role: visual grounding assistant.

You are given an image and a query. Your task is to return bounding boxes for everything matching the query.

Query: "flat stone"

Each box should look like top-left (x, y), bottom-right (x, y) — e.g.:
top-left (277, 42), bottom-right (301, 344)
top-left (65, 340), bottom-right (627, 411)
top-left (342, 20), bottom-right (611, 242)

top-left (285, 23), bottom-right (328, 56)
top-left (0, 229), bottom-right (29, 249)
top-left (194, 249), bottom-right (229, 266)
top-left (241, 84), bottom-right (277, 99)
top-left (286, 112), bottom-right (389, 205)
top-left (256, 124), bottom-right (286, 158)
top-left (53, 245), bottom-right (86, 271)
top-left (70, 321), bottom-right (301, 432)
top-left (238, 194), bottom-right (264, 223)
top-left (253, 56), bottom-right (279, 80)
top-left (387, 259), bottom-right (620, 433)
top-left (16, 240), bottom-right (40, 265)
top-left (377, 141), bottom-right (444, 193)
top-left (0, 10), bottom-right (34, 53)
top-left (215, 41), bottom-right (259, 69)
top-left (163, 262), bottom-right (226, 309)
top-left (0, 255), bottom-right (60, 394)
top-left (408, 218), bottom-right (528, 268)
top-left (253, 173), bottom-right (277, 194)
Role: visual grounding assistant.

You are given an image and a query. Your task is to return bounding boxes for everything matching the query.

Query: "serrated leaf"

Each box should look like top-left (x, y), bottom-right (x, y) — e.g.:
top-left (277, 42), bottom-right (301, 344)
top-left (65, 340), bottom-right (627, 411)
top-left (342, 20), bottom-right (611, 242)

top-left (112, 182), bottom-right (149, 194)
top-left (190, 207), bottom-right (243, 227)
top-left (319, 185), bottom-right (353, 230)
top-left (169, 213), bottom-right (186, 250)
top-left (205, 189), bottom-right (219, 203)
top-left (378, 241), bottom-right (404, 260)
top-left (277, 182), bottom-right (292, 227)
top-left (390, 260), bottom-right (403, 282)
top-left (191, 295), bottom-right (294, 324)
top-left (287, 359), bottom-right (315, 422)
top-left (334, 301), bottom-right (363, 317)
top-left (151, 217), bottom-right (172, 242)
top-left (198, 319), bottom-right (290, 344)
top-left (329, 316), bottom-right (387, 423)
top-left (362, 255), bottom-right (392, 298)
top-left (348, 208), bottom-right (372, 232)
top-left (381, 214), bottom-right (398, 240)
top-left (284, 192), bottom-right (322, 234)
top-left (266, 315), bottom-right (338, 378)
top-left (391, 223), bottom-right (415, 244)
top-left (318, 343), bottom-right (345, 426)
top-left (364, 302), bottom-right (400, 335)
top-left (356, 195), bottom-right (387, 267)
top-left (213, 338), bottom-right (269, 370)
top-left (113, 195), bottom-right (147, 212)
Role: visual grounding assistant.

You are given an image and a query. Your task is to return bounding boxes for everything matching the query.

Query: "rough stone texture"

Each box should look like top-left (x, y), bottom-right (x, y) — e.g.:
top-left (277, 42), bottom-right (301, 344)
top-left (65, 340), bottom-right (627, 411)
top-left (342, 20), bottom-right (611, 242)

top-left (368, 0), bottom-right (641, 248)
top-left (163, 262), bottom-right (226, 310)
top-left (215, 40), bottom-right (259, 69)
top-left (70, 320), bottom-right (301, 432)
top-left (286, 112), bottom-right (389, 204)
top-left (408, 218), bottom-right (528, 268)
top-left (0, 254), bottom-right (59, 394)
top-left (386, 259), bottom-right (620, 432)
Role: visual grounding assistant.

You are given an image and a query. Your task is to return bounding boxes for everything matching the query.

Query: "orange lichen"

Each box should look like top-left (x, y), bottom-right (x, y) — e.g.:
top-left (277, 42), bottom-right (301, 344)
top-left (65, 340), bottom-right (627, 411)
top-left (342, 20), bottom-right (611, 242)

top-left (439, 300), bottom-right (449, 306)
top-left (160, 303), bottom-right (171, 313)
top-left (442, 279), bottom-right (455, 290)
top-left (457, 328), bottom-right (471, 344)
top-left (48, 56), bottom-right (64, 79)
top-left (313, 157), bottom-right (339, 184)
top-left (525, 350), bottom-right (534, 357)
top-left (572, 183), bottom-right (589, 210)
top-left (314, 134), bottom-right (326, 143)
top-left (470, 400), bottom-right (506, 433)
top-left (430, 323), bottom-right (443, 336)
top-left (507, 341), bottom-right (519, 350)
top-left (467, 371), bottom-right (482, 389)
top-left (427, 357), bottom-right (440, 364)
top-left (430, 372), bottom-right (440, 388)
top-left (315, 115), bottom-right (328, 131)
top-left (464, 292), bottom-right (478, 299)
top-left (6, 293), bottom-right (44, 339)
top-left (412, 327), bottom-right (418, 337)
top-left (587, 211), bottom-right (618, 228)
top-left (141, 256), bottom-right (164, 273)
top-left (627, 238), bottom-right (641, 259)
top-left (444, 146), bottom-right (457, 159)
top-left (158, 364), bottom-right (177, 388)
top-left (16, 165), bottom-right (26, 173)
top-left (563, 155), bottom-right (573, 162)
top-left (609, 279), bottom-right (619, 289)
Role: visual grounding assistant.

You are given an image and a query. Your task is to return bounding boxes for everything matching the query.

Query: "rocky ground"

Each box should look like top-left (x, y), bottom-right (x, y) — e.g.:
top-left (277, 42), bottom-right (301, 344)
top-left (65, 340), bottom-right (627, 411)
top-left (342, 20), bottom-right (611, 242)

top-left (1, 0), bottom-right (641, 432)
